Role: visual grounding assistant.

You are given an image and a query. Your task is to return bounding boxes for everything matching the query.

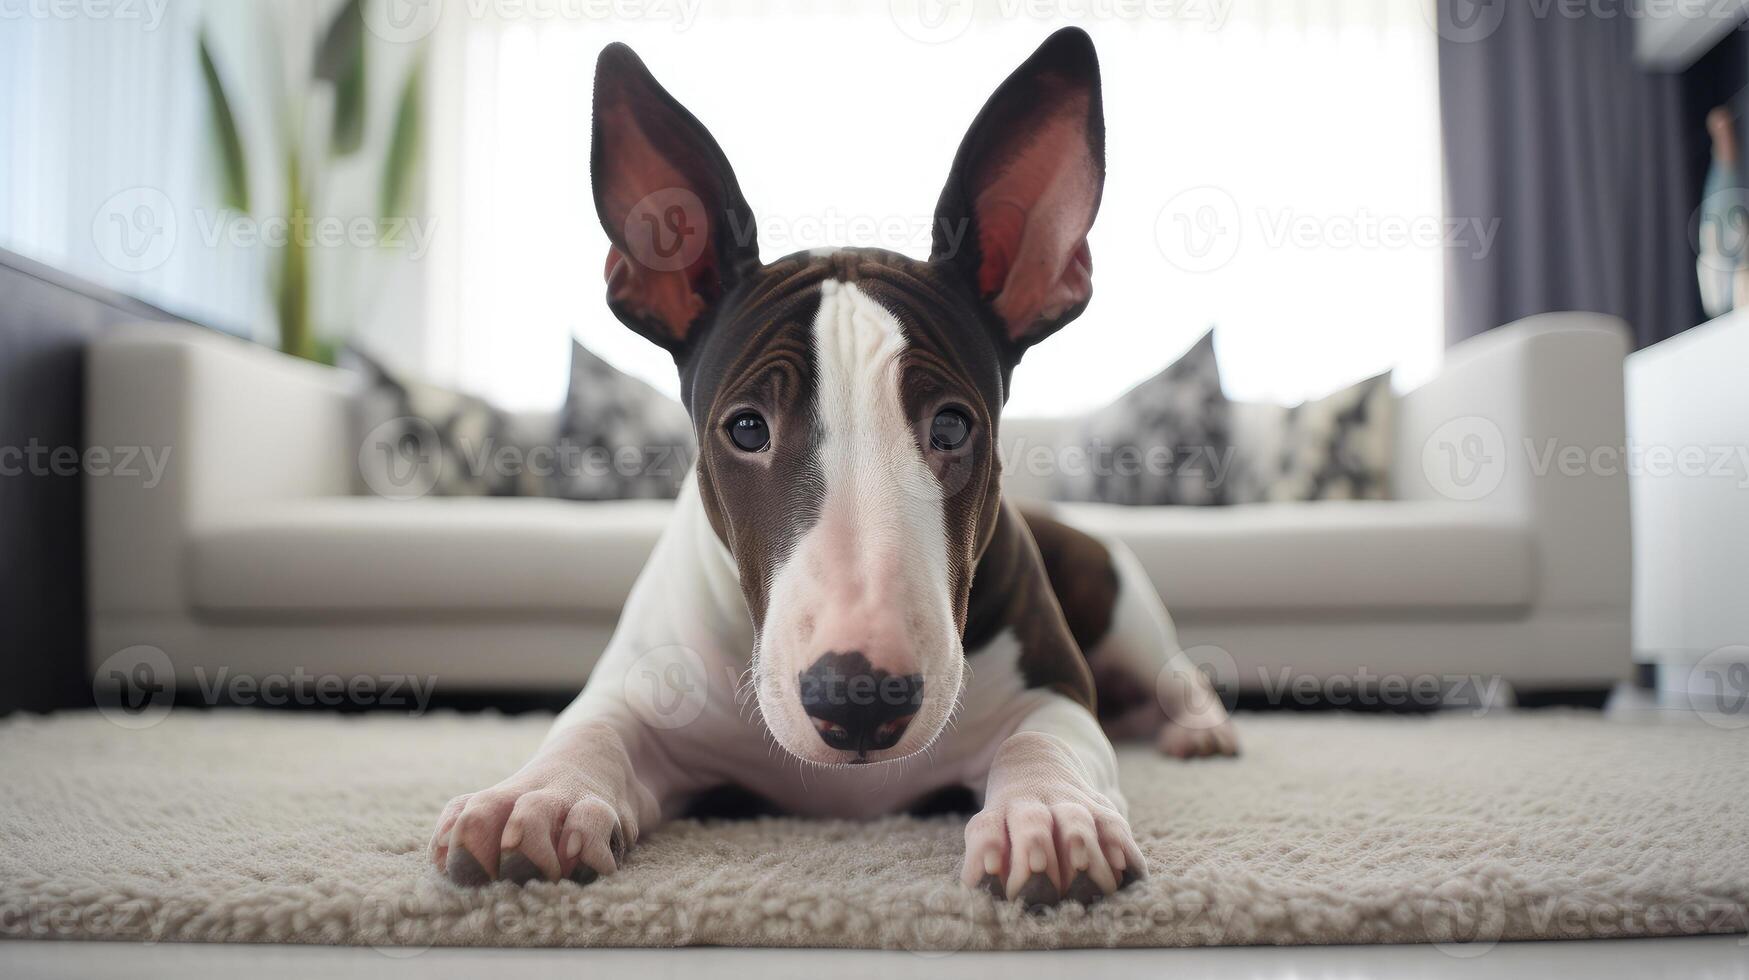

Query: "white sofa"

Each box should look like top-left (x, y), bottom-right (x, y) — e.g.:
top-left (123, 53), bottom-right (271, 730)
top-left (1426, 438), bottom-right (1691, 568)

top-left (87, 312), bottom-right (1633, 700)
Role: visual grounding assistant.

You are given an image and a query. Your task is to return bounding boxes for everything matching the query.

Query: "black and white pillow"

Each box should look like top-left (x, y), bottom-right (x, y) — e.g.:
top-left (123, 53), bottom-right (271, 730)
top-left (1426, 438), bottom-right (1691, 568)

top-left (1229, 372), bottom-right (1395, 503)
top-left (1055, 330), bottom-right (1232, 506)
top-left (347, 348), bottom-right (535, 499)
top-left (551, 340), bottom-right (696, 501)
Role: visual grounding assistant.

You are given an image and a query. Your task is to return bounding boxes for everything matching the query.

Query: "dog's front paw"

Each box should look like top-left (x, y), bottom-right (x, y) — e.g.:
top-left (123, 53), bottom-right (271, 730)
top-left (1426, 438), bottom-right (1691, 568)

top-left (429, 722), bottom-right (658, 887)
top-left (961, 733), bottom-right (1146, 911)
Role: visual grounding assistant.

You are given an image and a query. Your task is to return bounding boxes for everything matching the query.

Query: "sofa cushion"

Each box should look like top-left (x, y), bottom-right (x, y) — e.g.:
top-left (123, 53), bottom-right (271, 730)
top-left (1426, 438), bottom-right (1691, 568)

top-left (345, 347), bottom-right (541, 499)
top-left (553, 340), bottom-right (696, 501)
top-left (1048, 500), bottom-right (1535, 615)
top-left (1055, 330), bottom-right (1232, 506)
top-left (190, 498), bottom-right (672, 617)
top-left (191, 497), bottom-right (1533, 621)
top-left (1227, 372), bottom-right (1396, 504)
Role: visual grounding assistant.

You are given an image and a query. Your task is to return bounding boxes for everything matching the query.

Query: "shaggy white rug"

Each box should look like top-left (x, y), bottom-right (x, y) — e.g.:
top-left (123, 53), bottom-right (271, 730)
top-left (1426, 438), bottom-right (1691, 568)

top-left (1, 711), bottom-right (1745, 951)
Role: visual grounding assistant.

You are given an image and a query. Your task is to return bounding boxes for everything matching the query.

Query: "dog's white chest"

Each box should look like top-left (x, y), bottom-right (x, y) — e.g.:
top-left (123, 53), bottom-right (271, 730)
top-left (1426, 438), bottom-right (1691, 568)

top-left (571, 487), bottom-right (1049, 818)
top-left (614, 627), bottom-right (1047, 819)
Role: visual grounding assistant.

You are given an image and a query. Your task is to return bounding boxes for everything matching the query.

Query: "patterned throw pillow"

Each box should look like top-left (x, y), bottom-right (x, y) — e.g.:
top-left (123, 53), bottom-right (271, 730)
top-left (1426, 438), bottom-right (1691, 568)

top-left (1055, 330), bottom-right (1233, 506)
top-left (551, 340), bottom-right (696, 500)
top-left (1229, 372), bottom-right (1395, 503)
top-left (347, 348), bottom-right (540, 499)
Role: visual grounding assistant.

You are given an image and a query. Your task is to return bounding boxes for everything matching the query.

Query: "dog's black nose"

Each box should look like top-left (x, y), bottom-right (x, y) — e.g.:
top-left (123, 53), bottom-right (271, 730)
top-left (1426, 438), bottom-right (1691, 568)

top-left (798, 651), bottom-right (923, 756)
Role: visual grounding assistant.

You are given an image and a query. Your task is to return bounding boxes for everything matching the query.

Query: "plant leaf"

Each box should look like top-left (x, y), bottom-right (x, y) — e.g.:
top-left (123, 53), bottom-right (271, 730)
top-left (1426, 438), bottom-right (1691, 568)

top-left (277, 155), bottom-right (313, 360)
top-left (332, 49), bottom-right (366, 156)
top-left (197, 30), bottom-right (249, 213)
top-left (313, 0), bottom-right (364, 81)
top-left (381, 52), bottom-right (425, 219)
top-left (316, 0), bottom-right (366, 155)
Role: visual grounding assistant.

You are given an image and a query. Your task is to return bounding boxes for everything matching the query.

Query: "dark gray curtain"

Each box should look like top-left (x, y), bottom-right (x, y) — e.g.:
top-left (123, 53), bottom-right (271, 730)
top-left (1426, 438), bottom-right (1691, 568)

top-left (1439, 0), bottom-right (1705, 348)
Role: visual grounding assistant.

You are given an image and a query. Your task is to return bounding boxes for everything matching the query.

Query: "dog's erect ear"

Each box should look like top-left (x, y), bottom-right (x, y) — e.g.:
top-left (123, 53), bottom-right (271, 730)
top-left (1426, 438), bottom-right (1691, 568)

top-left (931, 28), bottom-right (1105, 354)
top-left (592, 43), bottom-right (759, 355)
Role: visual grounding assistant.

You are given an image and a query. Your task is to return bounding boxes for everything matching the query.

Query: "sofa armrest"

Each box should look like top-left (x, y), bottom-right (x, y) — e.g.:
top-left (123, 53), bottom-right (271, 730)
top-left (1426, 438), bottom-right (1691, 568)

top-left (1392, 312), bottom-right (1631, 612)
top-left (86, 325), bottom-right (355, 619)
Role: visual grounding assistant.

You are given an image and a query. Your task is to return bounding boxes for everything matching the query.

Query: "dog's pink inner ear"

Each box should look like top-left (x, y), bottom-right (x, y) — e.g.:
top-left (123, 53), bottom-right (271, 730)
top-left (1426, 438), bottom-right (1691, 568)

top-left (591, 44), bottom-right (755, 351)
top-left (969, 84), bottom-right (1100, 344)
top-left (602, 245), bottom-right (708, 337)
top-left (595, 102), bottom-right (722, 345)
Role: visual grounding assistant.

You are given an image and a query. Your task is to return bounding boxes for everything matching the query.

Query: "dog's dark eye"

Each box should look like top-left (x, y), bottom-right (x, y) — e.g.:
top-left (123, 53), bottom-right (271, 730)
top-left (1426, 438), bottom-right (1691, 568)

top-left (930, 408), bottom-right (971, 452)
top-left (728, 412), bottom-right (770, 452)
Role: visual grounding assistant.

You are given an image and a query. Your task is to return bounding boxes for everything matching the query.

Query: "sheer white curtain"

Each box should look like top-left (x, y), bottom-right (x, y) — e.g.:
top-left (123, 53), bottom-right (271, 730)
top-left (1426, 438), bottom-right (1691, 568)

top-left (428, 0), bottom-right (1443, 416)
top-left (0, 0), bottom-right (267, 335)
top-left (2, 0), bottom-right (428, 353)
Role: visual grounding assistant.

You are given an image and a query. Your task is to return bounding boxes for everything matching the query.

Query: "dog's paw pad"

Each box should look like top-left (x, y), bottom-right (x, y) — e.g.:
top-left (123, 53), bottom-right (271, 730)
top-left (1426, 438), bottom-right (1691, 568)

top-left (1064, 871), bottom-right (1103, 906)
top-left (1018, 873), bottom-right (1059, 913)
top-left (445, 846), bottom-right (492, 887)
top-left (961, 781), bottom-right (1145, 909)
top-left (498, 850), bottom-right (547, 885)
top-left (427, 724), bottom-right (655, 889)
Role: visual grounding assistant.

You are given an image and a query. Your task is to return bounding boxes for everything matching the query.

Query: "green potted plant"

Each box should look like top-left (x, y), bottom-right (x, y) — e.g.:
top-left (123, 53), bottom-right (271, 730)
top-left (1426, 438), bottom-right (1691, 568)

top-left (197, 0), bottom-right (425, 363)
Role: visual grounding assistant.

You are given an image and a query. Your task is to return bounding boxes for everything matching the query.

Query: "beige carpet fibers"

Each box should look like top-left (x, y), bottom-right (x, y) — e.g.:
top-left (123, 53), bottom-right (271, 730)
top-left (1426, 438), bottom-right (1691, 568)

top-left (2, 711), bottom-right (1745, 951)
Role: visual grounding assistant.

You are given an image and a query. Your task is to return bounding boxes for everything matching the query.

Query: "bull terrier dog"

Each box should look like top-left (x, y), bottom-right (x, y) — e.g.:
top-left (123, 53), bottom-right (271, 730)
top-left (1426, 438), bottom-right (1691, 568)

top-left (431, 27), bottom-right (1238, 910)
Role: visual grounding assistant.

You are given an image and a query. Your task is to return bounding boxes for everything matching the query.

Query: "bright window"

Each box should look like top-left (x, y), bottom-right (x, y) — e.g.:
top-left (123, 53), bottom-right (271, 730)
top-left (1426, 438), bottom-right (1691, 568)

top-left (435, 0), bottom-right (1449, 415)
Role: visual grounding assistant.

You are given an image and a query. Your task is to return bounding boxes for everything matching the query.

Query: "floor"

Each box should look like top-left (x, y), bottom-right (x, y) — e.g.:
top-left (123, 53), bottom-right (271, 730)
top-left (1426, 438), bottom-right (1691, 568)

top-left (3, 936), bottom-right (1746, 979)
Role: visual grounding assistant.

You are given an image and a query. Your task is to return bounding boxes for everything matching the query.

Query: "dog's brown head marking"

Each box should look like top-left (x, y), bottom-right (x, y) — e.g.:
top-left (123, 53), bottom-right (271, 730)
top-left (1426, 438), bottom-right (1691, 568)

top-left (590, 28), bottom-right (1105, 766)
